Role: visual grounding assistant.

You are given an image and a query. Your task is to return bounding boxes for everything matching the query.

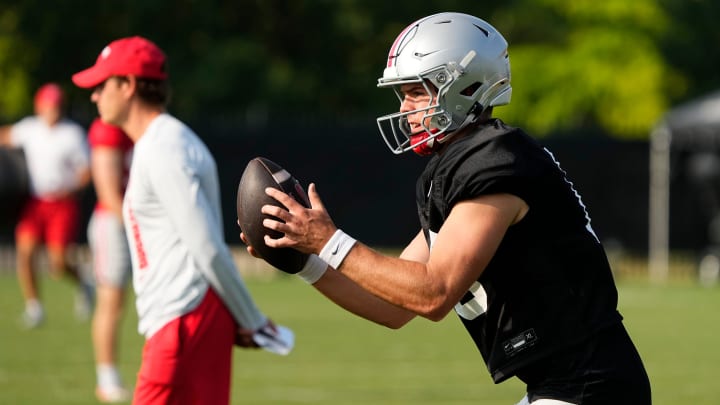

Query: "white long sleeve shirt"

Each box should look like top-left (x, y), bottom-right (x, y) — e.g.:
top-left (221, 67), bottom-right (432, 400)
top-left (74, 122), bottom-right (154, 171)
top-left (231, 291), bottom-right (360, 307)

top-left (123, 113), bottom-right (266, 338)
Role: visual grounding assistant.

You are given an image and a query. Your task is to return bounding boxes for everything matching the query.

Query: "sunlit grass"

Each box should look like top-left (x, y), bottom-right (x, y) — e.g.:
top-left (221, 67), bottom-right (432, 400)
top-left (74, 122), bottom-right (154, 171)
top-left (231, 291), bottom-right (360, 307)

top-left (0, 253), bottom-right (718, 404)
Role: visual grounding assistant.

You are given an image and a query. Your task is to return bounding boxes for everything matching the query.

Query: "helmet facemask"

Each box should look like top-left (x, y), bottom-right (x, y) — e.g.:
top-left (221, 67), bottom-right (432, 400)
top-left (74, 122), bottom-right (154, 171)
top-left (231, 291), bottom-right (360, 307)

top-left (377, 66), bottom-right (456, 155)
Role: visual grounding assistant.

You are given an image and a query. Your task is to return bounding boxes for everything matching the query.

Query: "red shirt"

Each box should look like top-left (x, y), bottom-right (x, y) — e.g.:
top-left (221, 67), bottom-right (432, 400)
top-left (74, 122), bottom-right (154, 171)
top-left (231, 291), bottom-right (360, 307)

top-left (88, 118), bottom-right (133, 211)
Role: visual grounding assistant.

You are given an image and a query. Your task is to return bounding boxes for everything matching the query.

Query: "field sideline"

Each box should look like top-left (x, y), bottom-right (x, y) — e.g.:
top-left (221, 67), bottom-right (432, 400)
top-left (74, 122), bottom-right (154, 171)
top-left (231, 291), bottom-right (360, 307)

top-left (0, 266), bottom-right (718, 404)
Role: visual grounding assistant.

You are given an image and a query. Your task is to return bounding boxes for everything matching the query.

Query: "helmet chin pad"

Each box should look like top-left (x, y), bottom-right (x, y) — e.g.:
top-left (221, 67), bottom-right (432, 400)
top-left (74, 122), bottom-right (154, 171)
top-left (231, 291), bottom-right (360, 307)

top-left (410, 128), bottom-right (443, 156)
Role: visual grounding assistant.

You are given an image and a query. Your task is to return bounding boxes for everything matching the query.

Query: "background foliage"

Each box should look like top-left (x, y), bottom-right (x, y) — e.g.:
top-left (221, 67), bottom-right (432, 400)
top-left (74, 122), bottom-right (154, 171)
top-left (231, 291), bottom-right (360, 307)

top-left (1, 0), bottom-right (719, 138)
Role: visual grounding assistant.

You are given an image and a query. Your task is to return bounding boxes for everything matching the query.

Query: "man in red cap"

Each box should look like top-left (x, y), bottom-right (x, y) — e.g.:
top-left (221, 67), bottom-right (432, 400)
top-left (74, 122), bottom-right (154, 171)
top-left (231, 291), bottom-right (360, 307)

top-left (73, 36), bottom-right (283, 404)
top-left (0, 83), bottom-right (93, 328)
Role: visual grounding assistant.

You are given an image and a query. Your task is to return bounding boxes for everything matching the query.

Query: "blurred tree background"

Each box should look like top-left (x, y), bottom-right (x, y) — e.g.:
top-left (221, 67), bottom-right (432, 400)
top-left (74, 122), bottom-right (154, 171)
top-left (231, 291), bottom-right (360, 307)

top-left (1, 0), bottom-right (719, 251)
top-left (0, 0), bottom-right (718, 138)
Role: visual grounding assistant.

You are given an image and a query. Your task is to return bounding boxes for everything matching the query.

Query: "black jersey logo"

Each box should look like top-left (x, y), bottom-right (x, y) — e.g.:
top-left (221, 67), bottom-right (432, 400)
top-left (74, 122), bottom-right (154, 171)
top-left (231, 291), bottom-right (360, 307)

top-left (502, 328), bottom-right (538, 357)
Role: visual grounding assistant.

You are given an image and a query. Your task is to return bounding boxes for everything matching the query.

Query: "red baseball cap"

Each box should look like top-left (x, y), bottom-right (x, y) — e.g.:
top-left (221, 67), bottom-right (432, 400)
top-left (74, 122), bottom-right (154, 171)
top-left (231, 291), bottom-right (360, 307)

top-left (72, 36), bottom-right (167, 89)
top-left (34, 83), bottom-right (64, 108)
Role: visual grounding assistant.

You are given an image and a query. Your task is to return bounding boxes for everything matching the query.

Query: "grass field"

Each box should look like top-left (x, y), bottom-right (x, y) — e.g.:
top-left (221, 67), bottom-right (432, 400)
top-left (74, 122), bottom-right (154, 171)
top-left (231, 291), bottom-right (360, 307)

top-left (0, 266), bottom-right (718, 404)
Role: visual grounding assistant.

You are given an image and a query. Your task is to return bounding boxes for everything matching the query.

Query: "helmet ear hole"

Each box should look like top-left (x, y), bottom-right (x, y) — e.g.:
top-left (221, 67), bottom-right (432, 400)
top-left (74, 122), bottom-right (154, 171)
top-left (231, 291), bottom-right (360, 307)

top-left (461, 82), bottom-right (482, 97)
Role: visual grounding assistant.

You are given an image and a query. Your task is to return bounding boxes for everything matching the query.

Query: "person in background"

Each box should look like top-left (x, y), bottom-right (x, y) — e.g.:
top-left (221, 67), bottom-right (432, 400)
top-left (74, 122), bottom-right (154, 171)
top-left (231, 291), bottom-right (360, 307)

top-left (247, 12), bottom-right (651, 405)
top-left (86, 117), bottom-right (133, 402)
top-left (0, 82), bottom-right (93, 328)
top-left (72, 36), bottom-right (280, 404)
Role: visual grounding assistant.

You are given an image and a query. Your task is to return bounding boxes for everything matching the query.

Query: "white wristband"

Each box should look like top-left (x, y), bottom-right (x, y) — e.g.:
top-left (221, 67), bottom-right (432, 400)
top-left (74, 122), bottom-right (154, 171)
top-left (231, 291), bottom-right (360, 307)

top-left (296, 254), bottom-right (328, 284)
top-left (319, 229), bottom-right (357, 270)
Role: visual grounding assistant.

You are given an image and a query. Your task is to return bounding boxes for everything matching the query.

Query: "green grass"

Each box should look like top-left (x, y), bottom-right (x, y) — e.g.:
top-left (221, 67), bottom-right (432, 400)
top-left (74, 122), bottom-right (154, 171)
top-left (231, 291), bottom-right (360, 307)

top-left (0, 271), bottom-right (718, 404)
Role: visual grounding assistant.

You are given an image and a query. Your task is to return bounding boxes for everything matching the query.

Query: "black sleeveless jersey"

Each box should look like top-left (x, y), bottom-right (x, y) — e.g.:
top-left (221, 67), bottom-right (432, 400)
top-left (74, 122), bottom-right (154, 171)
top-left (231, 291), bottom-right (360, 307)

top-left (416, 119), bottom-right (623, 383)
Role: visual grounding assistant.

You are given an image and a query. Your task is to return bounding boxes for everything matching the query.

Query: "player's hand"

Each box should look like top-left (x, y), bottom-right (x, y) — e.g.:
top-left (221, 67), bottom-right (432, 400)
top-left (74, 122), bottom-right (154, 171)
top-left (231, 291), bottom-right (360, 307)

top-left (234, 319), bottom-right (277, 348)
top-left (234, 326), bottom-right (258, 348)
top-left (241, 232), bottom-right (261, 258)
top-left (237, 220), bottom-right (262, 258)
top-left (262, 183), bottom-right (336, 254)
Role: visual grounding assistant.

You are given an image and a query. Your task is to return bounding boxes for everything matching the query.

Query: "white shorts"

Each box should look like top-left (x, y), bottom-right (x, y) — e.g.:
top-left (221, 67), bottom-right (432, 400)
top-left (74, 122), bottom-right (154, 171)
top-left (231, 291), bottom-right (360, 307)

top-left (87, 210), bottom-right (131, 287)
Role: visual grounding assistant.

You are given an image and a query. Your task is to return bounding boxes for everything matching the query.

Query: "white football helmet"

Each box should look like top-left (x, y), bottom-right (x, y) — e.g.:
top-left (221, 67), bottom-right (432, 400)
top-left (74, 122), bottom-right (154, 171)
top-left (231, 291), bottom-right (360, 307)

top-left (376, 12), bottom-right (512, 155)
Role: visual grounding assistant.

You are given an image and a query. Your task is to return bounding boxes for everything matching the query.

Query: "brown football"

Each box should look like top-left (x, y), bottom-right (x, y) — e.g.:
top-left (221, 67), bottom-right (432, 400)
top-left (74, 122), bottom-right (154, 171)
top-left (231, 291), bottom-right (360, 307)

top-left (236, 157), bottom-right (310, 273)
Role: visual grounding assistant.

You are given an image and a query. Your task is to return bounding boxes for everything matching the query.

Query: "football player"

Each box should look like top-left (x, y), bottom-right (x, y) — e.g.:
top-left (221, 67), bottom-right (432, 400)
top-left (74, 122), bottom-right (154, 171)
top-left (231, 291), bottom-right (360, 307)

top-left (253, 12), bottom-right (651, 405)
top-left (0, 83), bottom-right (92, 328)
top-left (86, 118), bottom-right (133, 402)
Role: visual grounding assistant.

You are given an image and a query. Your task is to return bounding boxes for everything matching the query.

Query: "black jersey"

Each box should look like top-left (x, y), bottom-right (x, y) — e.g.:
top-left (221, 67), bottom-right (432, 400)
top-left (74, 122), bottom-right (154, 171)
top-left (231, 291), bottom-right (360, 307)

top-left (416, 119), bottom-right (623, 383)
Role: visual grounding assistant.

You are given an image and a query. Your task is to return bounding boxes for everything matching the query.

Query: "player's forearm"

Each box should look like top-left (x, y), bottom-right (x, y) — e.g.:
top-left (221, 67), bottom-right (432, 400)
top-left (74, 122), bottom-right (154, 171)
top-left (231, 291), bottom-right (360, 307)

top-left (179, 220), bottom-right (267, 329)
top-left (336, 242), bottom-right (454, 321)
top-left (181, 217), bottom-right (266, 329)
top-left (161, 182), bottom-right (266, 329)
top-left (313, 266), bottom-right (415, 329)
top-left (205, 252), bottom-right (267, 330)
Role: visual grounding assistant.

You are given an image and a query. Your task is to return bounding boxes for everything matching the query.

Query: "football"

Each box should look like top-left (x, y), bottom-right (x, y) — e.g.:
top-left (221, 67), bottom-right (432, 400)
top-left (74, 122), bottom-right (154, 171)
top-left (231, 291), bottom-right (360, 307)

top-left (236, 157), bottom-right (310, 273)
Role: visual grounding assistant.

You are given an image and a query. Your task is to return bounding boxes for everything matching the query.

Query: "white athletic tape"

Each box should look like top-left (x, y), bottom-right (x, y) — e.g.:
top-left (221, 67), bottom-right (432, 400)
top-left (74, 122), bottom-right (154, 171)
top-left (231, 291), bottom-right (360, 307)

top-left (319, 229), bottom-right (356, 270)
top-left (296, 254), bottom-right (328, 284)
